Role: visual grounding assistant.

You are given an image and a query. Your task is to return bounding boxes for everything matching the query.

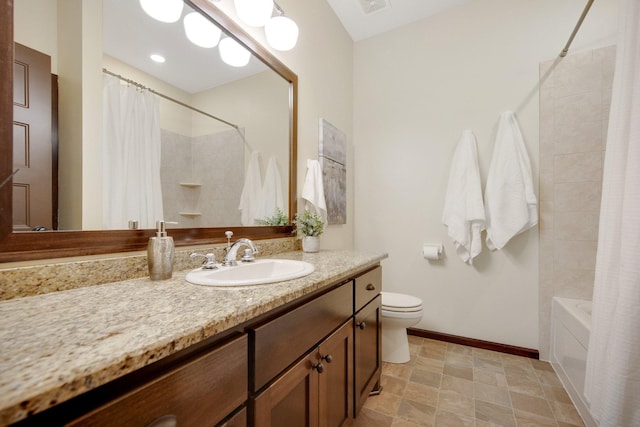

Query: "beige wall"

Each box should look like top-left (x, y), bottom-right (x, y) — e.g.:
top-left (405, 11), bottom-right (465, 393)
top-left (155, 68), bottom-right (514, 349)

top-left (214, 0), bottom-right (355, 249)
top-left (538, 46), bottom-right (615, 359)
top-left (352, 0), bottom-right (618, 350)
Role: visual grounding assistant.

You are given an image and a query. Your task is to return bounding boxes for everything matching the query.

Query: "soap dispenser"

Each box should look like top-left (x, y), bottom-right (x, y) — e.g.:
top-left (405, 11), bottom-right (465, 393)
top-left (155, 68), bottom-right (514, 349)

top-left (148, 220), bottom-right (175, 280)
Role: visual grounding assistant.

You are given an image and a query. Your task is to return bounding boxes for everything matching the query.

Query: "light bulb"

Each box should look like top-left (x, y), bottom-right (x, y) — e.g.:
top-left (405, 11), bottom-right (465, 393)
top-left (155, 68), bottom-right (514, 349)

top-left (183, 12), bottom-right (222, 48)
top-left (139, 0), bottom-right (184, 23)
top-left (219, 38), bottom-right (251, 67)
top-left (233, 0), bottom-right (274, 27)
top-left (265, 16), bottom-right (299, 51)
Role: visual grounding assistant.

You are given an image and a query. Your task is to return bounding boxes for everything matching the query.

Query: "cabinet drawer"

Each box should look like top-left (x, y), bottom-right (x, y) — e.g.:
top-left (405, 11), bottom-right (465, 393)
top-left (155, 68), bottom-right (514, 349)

top-left (69, 335), bottom-right (248, 427)
top-left (354, 266), bottom-right (381, 312)
top-left (252, 282), bottom-right (353, 391)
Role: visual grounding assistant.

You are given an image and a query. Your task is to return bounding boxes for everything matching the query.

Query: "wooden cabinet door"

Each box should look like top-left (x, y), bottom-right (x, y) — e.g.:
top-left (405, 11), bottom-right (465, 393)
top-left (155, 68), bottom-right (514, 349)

top-left (253, 351), bottom-right (320, 427)
top-left (318, 321), bottom-right (353, 427)
top-left (13, 43), bottom-right (54, 231)
top-left (354, 295), bottom-right (382, 415)
top-left (69, 335), bottom-right (248, 427)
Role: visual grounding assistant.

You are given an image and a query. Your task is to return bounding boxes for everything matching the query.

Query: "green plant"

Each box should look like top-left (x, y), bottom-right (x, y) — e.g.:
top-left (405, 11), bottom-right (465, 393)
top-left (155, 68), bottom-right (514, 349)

top-left (293, 210), bottom-right (325, 236)
top-left (256, 208), bottom-right (289, 226)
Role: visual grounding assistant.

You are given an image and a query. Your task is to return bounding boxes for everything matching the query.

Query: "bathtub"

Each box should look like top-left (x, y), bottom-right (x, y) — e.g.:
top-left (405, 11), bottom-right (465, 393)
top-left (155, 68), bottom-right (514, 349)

top-left (550, 297), bottom-right (595, 427)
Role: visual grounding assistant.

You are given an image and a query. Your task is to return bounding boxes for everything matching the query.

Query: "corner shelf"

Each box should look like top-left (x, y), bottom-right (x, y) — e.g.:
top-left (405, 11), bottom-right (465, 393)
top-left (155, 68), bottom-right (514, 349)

top-left (179, 212), bottom-right (202, 217)
top-left (179, 182), bottom-right (202, 188)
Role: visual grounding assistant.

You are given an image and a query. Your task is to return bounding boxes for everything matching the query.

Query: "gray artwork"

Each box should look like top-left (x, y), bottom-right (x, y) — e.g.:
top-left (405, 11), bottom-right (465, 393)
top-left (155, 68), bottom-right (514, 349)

top-left (319, 119), bottom-right (346, 225)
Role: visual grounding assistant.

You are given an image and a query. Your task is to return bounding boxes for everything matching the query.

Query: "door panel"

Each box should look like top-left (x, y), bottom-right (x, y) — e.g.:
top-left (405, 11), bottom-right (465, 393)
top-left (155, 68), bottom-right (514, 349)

top-left (13, 43), bottom-right (53, 231)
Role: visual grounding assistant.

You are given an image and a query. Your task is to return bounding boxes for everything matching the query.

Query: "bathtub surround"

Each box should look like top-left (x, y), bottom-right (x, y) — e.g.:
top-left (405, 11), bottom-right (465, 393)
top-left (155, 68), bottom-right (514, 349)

top-left (160, 128), bottom-right (245, 228)
top-left (584, 2), bottom-right (640, 424)
top-left (538, 45), bottom-right (616, 360)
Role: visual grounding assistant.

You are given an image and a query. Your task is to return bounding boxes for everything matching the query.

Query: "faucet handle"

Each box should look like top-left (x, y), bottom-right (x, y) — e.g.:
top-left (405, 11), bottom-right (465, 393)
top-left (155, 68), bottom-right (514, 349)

top-left (241, 248), bottom-right (256, 262)
top-left (190, 252), bottom-right (217, 269)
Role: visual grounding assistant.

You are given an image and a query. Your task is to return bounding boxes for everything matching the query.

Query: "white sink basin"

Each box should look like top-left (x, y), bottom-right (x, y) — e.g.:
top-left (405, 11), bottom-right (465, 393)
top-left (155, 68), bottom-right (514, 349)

top-left (186, 259), bottom-right (315, 287)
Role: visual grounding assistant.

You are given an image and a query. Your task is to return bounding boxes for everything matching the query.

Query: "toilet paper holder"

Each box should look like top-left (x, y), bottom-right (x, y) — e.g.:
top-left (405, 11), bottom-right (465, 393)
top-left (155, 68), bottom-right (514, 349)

top-left (422, 243), bottom-right (443, 260)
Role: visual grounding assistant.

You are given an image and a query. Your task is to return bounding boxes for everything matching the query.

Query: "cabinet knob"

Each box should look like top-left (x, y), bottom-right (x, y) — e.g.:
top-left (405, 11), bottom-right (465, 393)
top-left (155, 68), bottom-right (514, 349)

top-left (321, 354), bottom-right (333, 363)
top-left (312, 362), bottom-right (324, 373)
top-left (147, 415), bottom-right (177, 427)
top-left (357, 321), bottom-right (366, 330)
top-left (366, 283), bottom-right (376, 291)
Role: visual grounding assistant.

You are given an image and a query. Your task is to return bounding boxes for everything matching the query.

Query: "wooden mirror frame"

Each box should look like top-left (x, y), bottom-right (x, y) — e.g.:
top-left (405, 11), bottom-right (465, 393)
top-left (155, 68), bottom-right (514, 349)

top-left (0, 0), bottom-right (297, 263)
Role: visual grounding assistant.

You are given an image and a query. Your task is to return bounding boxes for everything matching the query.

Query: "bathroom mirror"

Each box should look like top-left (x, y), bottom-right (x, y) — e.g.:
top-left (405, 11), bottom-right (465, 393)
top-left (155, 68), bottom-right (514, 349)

top-left (0, 0), bottom-right (298, 262)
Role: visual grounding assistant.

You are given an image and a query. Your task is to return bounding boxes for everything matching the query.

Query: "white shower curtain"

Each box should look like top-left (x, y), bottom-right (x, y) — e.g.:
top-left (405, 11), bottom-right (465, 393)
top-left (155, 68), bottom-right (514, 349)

top-left (102, 75), bottom-right (164, 229)
top-left (584, 1), bottom-right (640, 425)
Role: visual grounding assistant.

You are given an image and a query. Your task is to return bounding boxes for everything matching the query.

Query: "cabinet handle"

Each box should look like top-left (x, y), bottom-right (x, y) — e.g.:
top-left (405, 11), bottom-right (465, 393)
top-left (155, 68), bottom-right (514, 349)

top-left (321, 354), bottom-right (333, 363)
top-left (366, 283), bottom-right (376, 291)
top-left (147, 415), bottom-right (177, 427)
top-left (313, 362), bottom-right (324, 373)
top-left (357, 321), bottom-right (366, 330)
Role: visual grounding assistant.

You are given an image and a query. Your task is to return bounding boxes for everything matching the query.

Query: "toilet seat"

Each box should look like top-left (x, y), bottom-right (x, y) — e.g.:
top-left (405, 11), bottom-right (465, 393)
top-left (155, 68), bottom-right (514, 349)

top-left (382, 291), bottom-right (422, 312)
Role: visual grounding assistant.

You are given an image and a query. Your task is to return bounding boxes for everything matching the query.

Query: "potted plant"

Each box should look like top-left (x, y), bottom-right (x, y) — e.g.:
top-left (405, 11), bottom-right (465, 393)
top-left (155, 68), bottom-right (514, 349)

top-left (293, 210), bottom-right (325, 253)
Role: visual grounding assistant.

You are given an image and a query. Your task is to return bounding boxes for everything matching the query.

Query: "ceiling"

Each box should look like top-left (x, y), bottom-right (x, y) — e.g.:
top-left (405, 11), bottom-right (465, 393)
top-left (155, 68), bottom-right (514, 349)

top-left (326, 0), bottom-right (472, 41)
top-left (103, 0), bottom-right (267, 94)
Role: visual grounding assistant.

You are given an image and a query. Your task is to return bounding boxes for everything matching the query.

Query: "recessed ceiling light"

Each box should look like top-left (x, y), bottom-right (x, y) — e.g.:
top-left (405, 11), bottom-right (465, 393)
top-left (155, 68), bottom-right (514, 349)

top-left (150, 54), bottom-right (166, 63)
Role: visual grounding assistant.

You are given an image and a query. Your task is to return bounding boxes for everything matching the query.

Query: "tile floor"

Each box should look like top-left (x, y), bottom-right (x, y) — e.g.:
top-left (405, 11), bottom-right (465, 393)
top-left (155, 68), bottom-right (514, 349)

top-left (355, 336), bottom-right (585, 427)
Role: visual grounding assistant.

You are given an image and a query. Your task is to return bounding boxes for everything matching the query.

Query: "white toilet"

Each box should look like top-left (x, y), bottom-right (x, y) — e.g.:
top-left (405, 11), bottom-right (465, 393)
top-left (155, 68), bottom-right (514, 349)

top-left (381, 291), bottom-right (423, 363)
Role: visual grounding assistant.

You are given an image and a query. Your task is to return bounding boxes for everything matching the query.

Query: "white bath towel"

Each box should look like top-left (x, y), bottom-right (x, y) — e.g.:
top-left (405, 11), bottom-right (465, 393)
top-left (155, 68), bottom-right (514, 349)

top-left (442, 130), bottom-right (486, 264)
top-left (238, 151), bottom-right (262, 225)
top-left (301, 159), bottom-right (327, 223)
top-left (258, 156), bottom-right (284, 220)
top-left (484, 111), bottom-right (538, 250)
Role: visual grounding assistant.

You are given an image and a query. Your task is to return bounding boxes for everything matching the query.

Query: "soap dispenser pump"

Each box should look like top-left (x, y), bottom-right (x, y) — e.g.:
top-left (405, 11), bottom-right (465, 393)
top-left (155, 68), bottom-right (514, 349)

top-left (147, 220), bottom-right (175, 280)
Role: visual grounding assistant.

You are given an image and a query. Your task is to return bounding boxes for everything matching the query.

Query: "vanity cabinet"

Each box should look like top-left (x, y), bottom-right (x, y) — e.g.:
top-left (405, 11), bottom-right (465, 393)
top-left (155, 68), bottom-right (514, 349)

top-left (253, 321), bottom-right (353, 427)
top-left (67, 335), bottom-right (248, 427)
top-left (353, 267), bottom-right (383, 415)
top-left (9, 262), bottom-right (384, 427)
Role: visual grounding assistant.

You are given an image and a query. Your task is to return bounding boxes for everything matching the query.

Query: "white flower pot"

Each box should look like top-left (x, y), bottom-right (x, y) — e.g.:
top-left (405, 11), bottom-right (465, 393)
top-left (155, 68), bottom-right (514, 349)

top-left (302, 236), bottom-right (320, 253)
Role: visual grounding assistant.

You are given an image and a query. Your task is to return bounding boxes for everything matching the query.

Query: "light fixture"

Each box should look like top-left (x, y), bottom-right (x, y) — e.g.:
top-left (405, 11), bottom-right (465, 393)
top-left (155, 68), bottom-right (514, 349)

top-left (265, 15), bottom-right (298, 51)
top-left (219, 38), bottom-right (251, 67)
top-left (150, 54), bottom-right (166, 63)
top-left (183, 12), bottom-right (222, 48)
top-left (233, 0), bottom-right (274, 27)
top-left (139, 0), bottom-right (184, 23)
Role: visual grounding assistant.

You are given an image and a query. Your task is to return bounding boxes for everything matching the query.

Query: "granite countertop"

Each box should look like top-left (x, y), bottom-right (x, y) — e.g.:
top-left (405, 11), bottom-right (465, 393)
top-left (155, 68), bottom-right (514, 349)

top-left (0, 250), bottom-right (386, 426)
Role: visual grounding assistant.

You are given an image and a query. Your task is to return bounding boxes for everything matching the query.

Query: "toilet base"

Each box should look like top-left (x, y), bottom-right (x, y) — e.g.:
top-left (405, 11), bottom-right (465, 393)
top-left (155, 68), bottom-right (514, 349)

top-left (381, 326), bottom-right (411, 364)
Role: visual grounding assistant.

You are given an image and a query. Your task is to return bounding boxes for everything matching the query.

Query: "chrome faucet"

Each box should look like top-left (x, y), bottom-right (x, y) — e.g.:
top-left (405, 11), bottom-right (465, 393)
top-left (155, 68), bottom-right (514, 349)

top-left (223, 238), bottom-right (259, 266)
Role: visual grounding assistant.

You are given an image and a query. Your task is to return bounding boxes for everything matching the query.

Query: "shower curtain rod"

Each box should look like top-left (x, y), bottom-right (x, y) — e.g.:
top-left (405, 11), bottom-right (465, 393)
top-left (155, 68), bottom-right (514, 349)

top-left (102, 68), bottom-right (239, 130)
top-left (559, 0), bottom-right (595, 57)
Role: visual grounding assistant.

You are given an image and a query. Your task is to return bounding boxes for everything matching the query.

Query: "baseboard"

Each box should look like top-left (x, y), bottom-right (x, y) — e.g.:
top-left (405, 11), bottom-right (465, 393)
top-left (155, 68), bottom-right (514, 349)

top-left (407, 328), bottom-right (539, 360)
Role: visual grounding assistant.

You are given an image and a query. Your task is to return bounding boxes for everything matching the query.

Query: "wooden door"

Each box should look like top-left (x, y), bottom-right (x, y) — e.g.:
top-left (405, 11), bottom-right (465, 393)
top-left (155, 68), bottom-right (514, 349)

top-left (354, 295), bottom-right (382, 416)
top-left (253, 351), bottom-right (320, 427)
top-left (13, 42), bottom-right (54, 231)
top-left (318, 321), bottom-right (353, 427)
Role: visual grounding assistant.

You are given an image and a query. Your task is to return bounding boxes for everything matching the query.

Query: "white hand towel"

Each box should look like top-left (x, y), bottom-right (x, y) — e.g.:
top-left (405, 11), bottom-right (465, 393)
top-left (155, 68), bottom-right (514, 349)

top-left (484, 111), bottom-right (538, 250)
top-left (258, 156), bottom-right (284, 220)
top-left (301, 159), bottom-right (328, 223)
top-left (238, 151), bottom-right (262, 226)
top-left (442, 130), bottom-right (486, 264)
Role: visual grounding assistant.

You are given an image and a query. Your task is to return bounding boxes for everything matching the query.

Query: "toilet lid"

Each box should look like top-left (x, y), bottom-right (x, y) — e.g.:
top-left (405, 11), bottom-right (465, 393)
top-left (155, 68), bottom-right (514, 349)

top-left (381, 291), bottom-right (422, 310)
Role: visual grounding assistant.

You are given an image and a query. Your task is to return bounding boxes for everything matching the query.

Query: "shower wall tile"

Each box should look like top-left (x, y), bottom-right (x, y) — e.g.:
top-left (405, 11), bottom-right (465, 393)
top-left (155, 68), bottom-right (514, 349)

top-left (553, 212), bottom-right (599, 241)
top-left (552, 240), bottom-right (598, 271)
top-left (538, 45), bottom-right (615, 360)
top-left (553, 151), bottom-right (602, 183)
top-left (553, 119), bottom-right (603, 154)
top-left (554, 91), bottom-right (602, 125)
top-left (553, 268), bottom-right (596, 301)
top-left (554, 182), bottom-right (602, 213)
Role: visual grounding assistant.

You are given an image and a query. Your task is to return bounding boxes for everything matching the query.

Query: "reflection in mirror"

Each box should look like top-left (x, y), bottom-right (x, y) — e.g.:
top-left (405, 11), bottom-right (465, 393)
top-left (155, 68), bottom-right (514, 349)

top-left (12, 0), bottom-right (290, 231)
top-left (0, 0), bottom-right (297, 262)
